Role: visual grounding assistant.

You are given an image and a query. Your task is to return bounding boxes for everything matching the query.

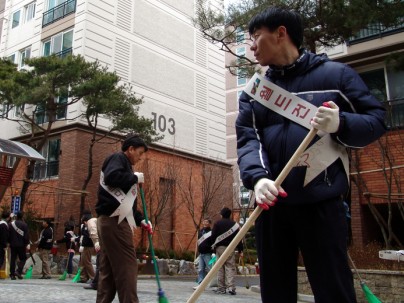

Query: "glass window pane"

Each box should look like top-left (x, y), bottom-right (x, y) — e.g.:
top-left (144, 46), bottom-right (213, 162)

top-left (52, 33), bottom-right (63, 54)
top-left (386, 66), bottom-right (404, 100)
top-left (43, 41), bottom-right (51, 56)
top-left (12, 11), bottom-right (20, 28)
top-left (62, 30), bottom-right (73, 50)
top-left (359, 69), bottom-right (386, 102)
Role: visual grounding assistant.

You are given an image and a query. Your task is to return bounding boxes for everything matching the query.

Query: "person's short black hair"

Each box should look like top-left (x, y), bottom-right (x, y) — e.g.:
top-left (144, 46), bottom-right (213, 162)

top-left (248, 6), bottom-right (304, 49)
top-left (44, 218), bottom-right (52, 225)
top-left (220, 207), bottom-right (232, 219)
top-left (121, 134), bottom-right (148, 152)
top-left (81, 213), bottom-right (92, 222)
top-left (1, 210), bottom-right (10, 219)
top-left (16, 211), bottom-right (24, 220)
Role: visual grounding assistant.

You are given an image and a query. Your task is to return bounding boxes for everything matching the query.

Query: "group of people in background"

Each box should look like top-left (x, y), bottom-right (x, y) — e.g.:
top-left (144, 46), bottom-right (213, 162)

top-left (0, 211), bottom-right (54, 280)
top-left (0, 209), bottom-right (100, 289)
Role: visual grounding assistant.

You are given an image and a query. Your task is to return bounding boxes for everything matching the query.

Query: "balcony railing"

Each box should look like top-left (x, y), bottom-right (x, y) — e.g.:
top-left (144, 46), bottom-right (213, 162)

top-left (347, 19), bottom-right (404, 45)
top-left (383, 98), bottom-right (404, 129)
top-left (42, 0), bottom-right (76, 28)
top-left (55, 48), bottom-right (73, 58)
top-left (32, 161), bottom-right (59, 180)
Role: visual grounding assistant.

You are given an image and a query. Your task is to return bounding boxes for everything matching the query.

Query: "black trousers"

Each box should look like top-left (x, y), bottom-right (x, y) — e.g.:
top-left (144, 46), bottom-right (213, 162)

top-left (255, 197), bottom-right (357, 303)
top-left (10, 246), bottom-right (27, 276)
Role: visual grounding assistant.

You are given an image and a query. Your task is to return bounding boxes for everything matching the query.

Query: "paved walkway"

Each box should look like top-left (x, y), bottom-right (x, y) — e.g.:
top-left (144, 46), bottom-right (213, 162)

top-left (0, 275), bottom-right (263, 303)
top-left (0, 274), bottom-right (312, 302)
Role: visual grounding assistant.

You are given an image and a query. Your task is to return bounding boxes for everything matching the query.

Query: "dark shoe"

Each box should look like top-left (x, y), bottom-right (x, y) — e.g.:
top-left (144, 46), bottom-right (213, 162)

top-left (16, 272), bottom-right (23, 279)
top-left (83, 284), bottom-right (97, 290)
top-left (10, 275), bottom-right (16, 280)
top-left (213, 289), bottom-right (226, 294)
top-left (40, 276), bottom-right (51, 279)
top-left (228, 290), bottom-right (236, 295)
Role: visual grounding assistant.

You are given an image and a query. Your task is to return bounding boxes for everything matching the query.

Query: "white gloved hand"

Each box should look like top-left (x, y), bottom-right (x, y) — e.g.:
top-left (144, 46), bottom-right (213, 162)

top-left (94, 242), bottom-right (100, 253)
top-left (26, 244), bottom-right (30, 251)
top-left (70, 236), bottom-right (76, 242)
top-left (141, 219), bottom-right (153, 234)
top-left (134, 172), bottom-right (144, 184)
top-left (79, 246), bottom-right (84, 253)
top-left (254, 178), bottom-right (287, 210)
top-left (311, 101), bottom-right (340, 133)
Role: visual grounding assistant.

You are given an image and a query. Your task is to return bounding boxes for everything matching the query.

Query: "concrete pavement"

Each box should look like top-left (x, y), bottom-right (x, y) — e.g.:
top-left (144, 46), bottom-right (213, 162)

top-left (0, 274), bottom-right (312, 302)
top-left (0, 275), bottom-right (263, 303)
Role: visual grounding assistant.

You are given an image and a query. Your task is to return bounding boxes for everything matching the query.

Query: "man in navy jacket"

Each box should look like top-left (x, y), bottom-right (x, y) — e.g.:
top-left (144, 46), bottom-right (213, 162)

top-left (236, 6), bottom-right (386, 303)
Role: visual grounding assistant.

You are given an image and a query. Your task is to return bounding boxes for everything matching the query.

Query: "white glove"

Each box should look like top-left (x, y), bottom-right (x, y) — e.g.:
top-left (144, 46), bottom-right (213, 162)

top-left (311, 101), bottom-right (340, 133)
top-left (94, 242), bottom-right (100, 253)
top-left (254, 178), bottom-right (286, 210)
top-left (134, 172), bottom-right (144, 184)
top-left (26, 244), bottom-right (30, 251)
top-left (141, 219), bottom-right (153, 234)
top-left (70, 236), bottom-right (76, 242)
top-left (79, 246), bottom-right (84, 253)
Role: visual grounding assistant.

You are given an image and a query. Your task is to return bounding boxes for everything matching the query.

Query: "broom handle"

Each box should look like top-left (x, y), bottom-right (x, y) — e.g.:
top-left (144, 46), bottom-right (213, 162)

top-left (187, 128), bottom-right (318, 303)
top-left (139, 184), bottom-right (162, 290)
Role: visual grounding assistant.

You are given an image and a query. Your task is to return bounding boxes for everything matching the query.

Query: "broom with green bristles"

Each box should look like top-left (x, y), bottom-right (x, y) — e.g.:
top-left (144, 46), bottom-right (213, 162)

top-left (24, 250), bottom-right (36, 279)
top-left (139, 184), bottom-right (170, 303)
top-left (72, 267), bottom-right (82, 283)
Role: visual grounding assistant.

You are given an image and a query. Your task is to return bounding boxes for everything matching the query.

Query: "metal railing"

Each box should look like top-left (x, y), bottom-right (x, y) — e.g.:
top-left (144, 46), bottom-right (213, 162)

top-left (55, 48), bottom-right (73, 58)
top-left (32, 161), bottom-right (59, 180)
top-left (347, 19), bottom-right (404, 45)
top-left (383, 98), bottom-right (404, 129)
top-left (42, 0), bottom-right (76, 28)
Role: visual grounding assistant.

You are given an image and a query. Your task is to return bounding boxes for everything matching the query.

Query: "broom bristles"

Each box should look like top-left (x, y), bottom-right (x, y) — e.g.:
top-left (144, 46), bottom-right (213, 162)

top-left (72, 268), bottom-right (82, 283)
top-left (24, 266), bottom-right (33, 279)
top-left (59, 270), bottom-right (67, 281)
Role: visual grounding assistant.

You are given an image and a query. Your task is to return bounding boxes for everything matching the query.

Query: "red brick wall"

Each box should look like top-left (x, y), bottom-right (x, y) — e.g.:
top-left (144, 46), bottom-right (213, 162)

top-left (350, 130), bottom-right (404, 248)
top-left (1, 127), bottom-right (233, 254)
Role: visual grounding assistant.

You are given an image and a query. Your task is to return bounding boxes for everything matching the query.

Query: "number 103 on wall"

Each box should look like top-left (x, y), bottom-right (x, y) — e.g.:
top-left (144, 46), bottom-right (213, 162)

top-left (151, 112), bottom-right (175, 135)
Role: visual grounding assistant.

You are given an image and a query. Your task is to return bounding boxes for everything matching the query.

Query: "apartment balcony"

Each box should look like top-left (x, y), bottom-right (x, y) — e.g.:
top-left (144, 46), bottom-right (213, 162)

top-left (347, 19), bottom-right (404, 45)
top-left (384, 98), bottom-right (404, 130)
top-left (42, 0), bottom-right (76, 28)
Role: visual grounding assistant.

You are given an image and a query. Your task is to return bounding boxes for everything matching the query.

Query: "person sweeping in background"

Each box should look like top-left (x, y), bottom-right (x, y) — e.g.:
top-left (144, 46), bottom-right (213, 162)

top-left (95, 134), bottom-right (153, 303)
top-left (236, 6), bottom-right (386, 303)
top-left (56, 222), bottom-right (77, 279)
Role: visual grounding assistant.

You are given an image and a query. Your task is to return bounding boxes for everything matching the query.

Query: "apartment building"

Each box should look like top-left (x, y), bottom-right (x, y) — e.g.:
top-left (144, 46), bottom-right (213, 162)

top-left (226, 23), bottom-right (404, 248)
top-left (0, 0), bottom-right (233, 252)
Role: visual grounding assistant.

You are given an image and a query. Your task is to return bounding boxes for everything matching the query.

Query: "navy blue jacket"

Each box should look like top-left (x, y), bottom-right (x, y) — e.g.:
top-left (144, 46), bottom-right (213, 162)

top-left (236, 50), bottom-right (386, 205)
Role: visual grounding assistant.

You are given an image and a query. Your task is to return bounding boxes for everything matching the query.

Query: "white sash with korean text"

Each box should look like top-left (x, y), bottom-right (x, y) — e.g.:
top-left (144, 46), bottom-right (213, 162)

top-left (245, 73), bottom-right (349, 186)
top-left (197, 231), bottom-right (212, 247)
top-left (11, 221), bottom-right (24, 237)
top-left (211, 223), bottom-right (239, 249)
top-left (100, 171), bottom-right (137, 229)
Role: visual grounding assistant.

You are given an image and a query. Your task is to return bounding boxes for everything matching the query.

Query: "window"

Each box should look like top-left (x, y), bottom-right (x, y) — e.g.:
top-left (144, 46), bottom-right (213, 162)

top-left (8, 54), bottom-right (16, 64)
top-left (360, 67), bottom-right (404, 129)
top-left (236, 47), bottom-right (247, 86)
top-left (236, 28), bottom-right (245, 44)
top-left (35, 94), bottom-right (68, 124)
top-left (12, 10), bottom-right (21, 28)
top-left (25, 2), bottom-right (36, 23)
top-left (33, 138), bottom-right (60, 179)
top-left (43, 30), bottom-right (73, 57)
top-left (19, 47), bottom-right (31, 68)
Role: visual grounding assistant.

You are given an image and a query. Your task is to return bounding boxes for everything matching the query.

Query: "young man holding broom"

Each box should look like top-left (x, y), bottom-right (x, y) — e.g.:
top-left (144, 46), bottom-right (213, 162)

top-left (236, 6), bottom-right (386, 303)
top-left (95, 134), bottom-right (153, 303)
